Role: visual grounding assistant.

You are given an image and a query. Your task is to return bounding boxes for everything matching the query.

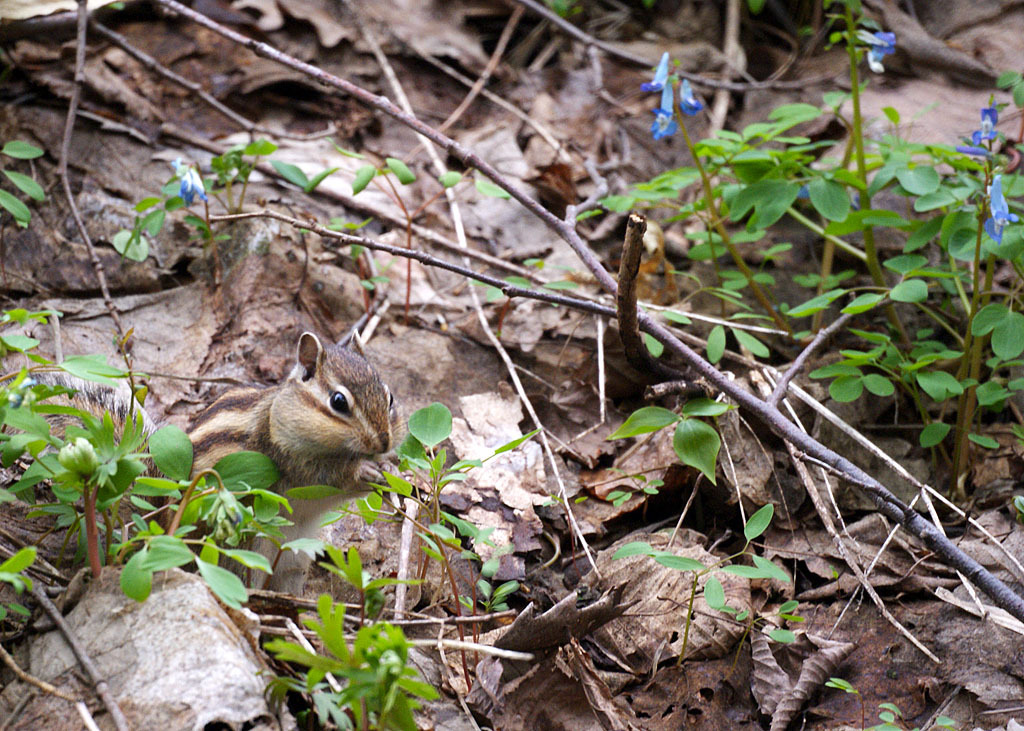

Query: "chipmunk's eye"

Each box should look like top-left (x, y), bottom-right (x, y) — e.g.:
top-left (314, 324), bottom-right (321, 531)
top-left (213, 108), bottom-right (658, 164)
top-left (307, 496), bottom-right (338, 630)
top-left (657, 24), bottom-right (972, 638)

top-left (388, 389), bottom-right (394, 408)
top-left (329, 391), bottom-right (350, 414)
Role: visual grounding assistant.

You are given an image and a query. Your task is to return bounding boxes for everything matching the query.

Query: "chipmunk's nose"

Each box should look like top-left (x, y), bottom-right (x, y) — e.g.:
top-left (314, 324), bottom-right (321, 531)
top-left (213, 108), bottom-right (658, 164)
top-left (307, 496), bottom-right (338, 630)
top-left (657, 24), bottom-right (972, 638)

top-left (373, 429), bottom-right (392, 455)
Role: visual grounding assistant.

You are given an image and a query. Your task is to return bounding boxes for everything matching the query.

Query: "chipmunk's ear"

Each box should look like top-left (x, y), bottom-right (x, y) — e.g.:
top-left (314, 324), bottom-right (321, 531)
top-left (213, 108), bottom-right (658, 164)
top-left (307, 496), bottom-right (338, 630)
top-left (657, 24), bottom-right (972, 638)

top-left (294, 332), bottom-right (324, 381)
top-left (349, 330), bottom-right (367, 357)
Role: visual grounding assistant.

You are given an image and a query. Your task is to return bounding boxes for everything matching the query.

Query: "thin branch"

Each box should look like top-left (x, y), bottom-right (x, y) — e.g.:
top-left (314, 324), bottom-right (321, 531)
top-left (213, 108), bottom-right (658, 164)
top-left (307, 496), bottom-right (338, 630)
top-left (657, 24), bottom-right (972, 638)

top-left (616, 212), bottom-right (687, 381)
top-left (89, 21), bottom-right (335, 142)
top-left (29, 583), bottom-right (129, 731)
top-left (58, 0), bottom-right (126, 343)
top-left (751, 372), bottom-right (940, 663)
top-left (508, 0), bottom-right (834, 91)
top-left (210, 210), bottom-right (615, 315)
top-left (769, 310), bottom-right (853, 407)
top-left (0, 641), bottom-right (79, 702)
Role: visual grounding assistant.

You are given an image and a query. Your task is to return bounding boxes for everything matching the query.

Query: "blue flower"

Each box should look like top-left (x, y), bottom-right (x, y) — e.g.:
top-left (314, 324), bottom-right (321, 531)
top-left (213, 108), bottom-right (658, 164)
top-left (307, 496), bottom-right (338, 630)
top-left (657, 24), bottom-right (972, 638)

top-left (651, 83), bottom-right (678, 140)
top-left (678, 79), bottom-right (703, 116)
top-left (858, 30), bottom-right (895, 73)
top-left (984, 175), bottom-right (1019, 244)
top-left (172, 158), bottom-right (208, 206)
top-left (957, 143), bottom-right (990, 157)
top-left (797, 184), bottom-right (810, 199)
top-left (978, 104), bottom-right (998, 141)
top-left (642, 52), bottom-right (670, 92)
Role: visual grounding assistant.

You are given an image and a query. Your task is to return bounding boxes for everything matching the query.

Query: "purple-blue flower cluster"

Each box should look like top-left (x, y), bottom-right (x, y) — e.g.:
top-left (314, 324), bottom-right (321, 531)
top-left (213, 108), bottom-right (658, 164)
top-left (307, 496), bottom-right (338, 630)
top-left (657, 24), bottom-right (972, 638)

top-left (858, 30), bottom-right (895, 73)
top-left (172, 158), bottom-right (208, 206)
top-left (957, 103), bottom-right (1000, 157)
top-left (985, 175), bottom-right (1019, 244)
top-left (642, 53), bottom-right (703, 140)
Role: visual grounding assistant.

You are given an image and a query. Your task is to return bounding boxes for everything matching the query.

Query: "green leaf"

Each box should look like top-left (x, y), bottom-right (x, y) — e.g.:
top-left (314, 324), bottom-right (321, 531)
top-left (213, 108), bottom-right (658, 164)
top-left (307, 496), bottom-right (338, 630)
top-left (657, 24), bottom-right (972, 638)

top-left (968, 433), bottom-right (999, 449)
top-left (769, 628), bottom-right (796, 643)
top-left (196, 558), bottom-right (248, 609)
top-left (2, 141), bottom-right (44, 159)
top-left (120, 550), bottom-right (153, 602)
top-left (744, 503), bottom-right (773, 541)
top-left (352, 165), bottom-right (376, 194)
top-left (214, 451), bottom-right (280, 491)
top-left (141, 536), bottom-right (195, 571)
top-left (914, 188), bottom-right (958, 212)
top-left (829, 375), bottom-right (864, 402)
top-left (997, 71), bottom-right (1023, 88)
top-left (408, 402), bottom-right (452, 448)
top-left (3, 170), bottom-right (44, 201)
top-left (919, 422), bottom-right (951, 448)
top-left (0, 547), bottom-right (35, 574)
top-left (112, 230), bottom-right (148, 262)
top-left (270, 160), bottom-right (309, 188)
top-left (895, 166), bottom-right (940, 195)
top-left (862, 373), bottom-right (895, 397)
top-left (493, 428), bottom-right (540, 455)
top-left (304, 166), bottom-right (338, 192)
top-left (242, 139), bottom-right (275, 156)
top-left (612, 541), bottom-right (655, 559)
top-left (643, 333), bottom-right (664, 357)
top-left (787, 288), bottom-right (845, 317)
top-left (220, 547), bottom-right (272, 573)
top-left (729, 179), bottom-right (801, 228)
top-left (385, 158), bottom-right (416, 184)
top-left (653, 554), bottom-right (706, 572)
top-left (286, 484), bottom-right (343, 500)
top-left (673, 419), bottom-right (720, 484)
top-left (889, 279), bottom-right (928, 303)
top-left (915, 370), bottom-right (964, 401)
top-left (438, 171), bottom-right (462, 189)
top-left (972, 304), bottom-right (1024, 360)
top-left (0, 334), bottom-right (39, 352)
top-left (904, 216), bottom-right (942, 252)
top-left (149, 425), bottom-right (193, 481)
top-left (59, 354), bottom-right (127, 386)
top-left (707, 325), bottom-right (725, 364)
top-left (0, 189), bottom-right (31, 226)
top-left (842, 293), bottom-right (884, 314)
top-left (681, 399), bottom-right (730, 417)
top-left (663, 311), bottom-right (692, 326)
top-left (703, 576), bottom-right (726, 609)
top-left (475, 176), bottom-right (510, 198)
top-left (977, 380), bottom-right (1009, 406)
top-left (609, 407), bottom-right (679, 439)
top-left (807, 178), bottom-right (850, 222)
top-left (732, 328), bottom-right (770, 358)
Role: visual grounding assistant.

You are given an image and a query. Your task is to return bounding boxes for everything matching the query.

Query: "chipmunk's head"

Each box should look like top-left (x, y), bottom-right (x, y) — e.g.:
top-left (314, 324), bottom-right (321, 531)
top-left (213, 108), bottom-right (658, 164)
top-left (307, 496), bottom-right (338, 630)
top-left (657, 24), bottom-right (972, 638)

top-left (277, 331), bottom-right (399, 459)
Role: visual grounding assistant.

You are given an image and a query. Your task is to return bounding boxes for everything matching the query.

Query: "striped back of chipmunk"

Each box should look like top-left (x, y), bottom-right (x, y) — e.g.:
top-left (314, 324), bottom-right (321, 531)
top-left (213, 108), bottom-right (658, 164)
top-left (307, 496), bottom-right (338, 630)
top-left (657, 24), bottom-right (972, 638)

top-left (27, 371), bottom-right (154, 438)
top-left (188, 387), bottom-right (271, 473)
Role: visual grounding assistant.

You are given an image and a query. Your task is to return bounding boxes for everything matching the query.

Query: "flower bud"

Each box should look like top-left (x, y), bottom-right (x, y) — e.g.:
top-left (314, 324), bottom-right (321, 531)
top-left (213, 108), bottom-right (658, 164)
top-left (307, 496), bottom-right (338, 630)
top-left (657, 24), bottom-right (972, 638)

top-left (58, 437), bottom-right (100, 479)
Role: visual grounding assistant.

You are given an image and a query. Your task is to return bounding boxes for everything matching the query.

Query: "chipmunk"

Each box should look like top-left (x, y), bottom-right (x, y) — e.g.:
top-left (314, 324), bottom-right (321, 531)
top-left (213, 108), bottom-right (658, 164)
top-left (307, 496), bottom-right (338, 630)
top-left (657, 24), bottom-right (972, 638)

top-left (189, 331), bottom-right (399, 593)
top-left (19, 331), bottom-right (399, 595)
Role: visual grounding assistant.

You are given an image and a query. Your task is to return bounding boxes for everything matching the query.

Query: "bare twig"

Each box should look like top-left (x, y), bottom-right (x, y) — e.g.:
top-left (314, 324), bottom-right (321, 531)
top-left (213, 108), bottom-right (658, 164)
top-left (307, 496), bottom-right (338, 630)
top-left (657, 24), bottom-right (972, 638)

top-left (508, 0), bottom-right (834, 91)
top-left (210, 210), bottom-right (613, 315)
top-left (29, 583), bottom-right (129, 731)
top-left (0, 641), bottom-right (79, 702)
top-left (616, 212), bottom-right (687, 381)
top-left (58, 0), bottom-right (126, 343)
top-left (769, 311), bottom-right (853, 407)
top-left (751, 372), bottom-right (940, 663)
top-left (89, 21), bottom-right (335, 142)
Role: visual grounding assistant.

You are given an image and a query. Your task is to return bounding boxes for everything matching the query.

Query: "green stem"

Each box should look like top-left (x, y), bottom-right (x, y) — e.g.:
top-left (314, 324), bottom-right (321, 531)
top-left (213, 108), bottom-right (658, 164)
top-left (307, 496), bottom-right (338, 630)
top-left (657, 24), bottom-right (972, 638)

top-left (951, 189), bottom-right (991, 498)
top-left (843, 4), bottom-right (910, 347)
top-left (786, 207), bottom-right (866, 261)
top-left (676, 573), bottom-right (700, 665)
top-left (677, 109), bottom-right (792, 335)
